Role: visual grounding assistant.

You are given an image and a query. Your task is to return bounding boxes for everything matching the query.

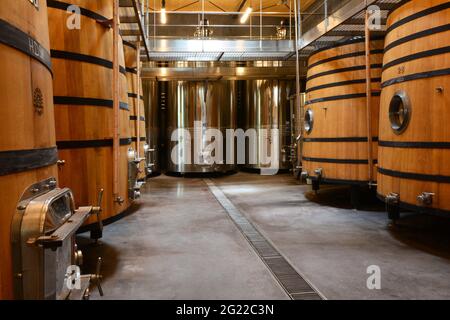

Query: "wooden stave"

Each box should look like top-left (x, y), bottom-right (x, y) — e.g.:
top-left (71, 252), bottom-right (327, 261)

top-left (378, 0), bottom-right (450, 212)
top-left (0, 1), bottom-right (58, 300)
top-left (123, 41), bottom-right (138, 69)
top-left (48, 0), bottom-right (131, 224)
top-left (303, 39), bottom-right (383, 184)
top-left (142, 80), bottom-right (160, 174)
top-left (124, 44), bottom-right (147, 180)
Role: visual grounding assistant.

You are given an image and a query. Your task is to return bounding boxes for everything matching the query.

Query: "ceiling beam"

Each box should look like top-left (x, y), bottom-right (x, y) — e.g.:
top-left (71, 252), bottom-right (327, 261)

top-left (208, 0), bottom-right (226, 12)
top-left (174, 0), bottom-right (200, 11)
top-left (237, 0), bottom-right (248, 13)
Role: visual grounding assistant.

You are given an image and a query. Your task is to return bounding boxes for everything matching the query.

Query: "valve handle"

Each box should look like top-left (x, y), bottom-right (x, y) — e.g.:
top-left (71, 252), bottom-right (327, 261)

top-left (97, 188), bottom-right (104, 208)
top-left (115, 196), bottom-right (125, 205)
top-left (91, 257), bottom-right (104, 297)
top-left (95, 189), bottom-right (104, 233)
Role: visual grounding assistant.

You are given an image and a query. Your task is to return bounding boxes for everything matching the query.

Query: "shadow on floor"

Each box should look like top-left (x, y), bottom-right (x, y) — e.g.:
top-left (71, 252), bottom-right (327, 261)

top-left (77, 202), bottom-right (143, 234)
top-left (303, 185), bottom-right (450, 259)
top-left (164, 170), bottom-right (237, 179)
top-left (76, 202), bottom-right (144, 280)
top-left (388, 213), bottom-right (450, 260)
top-left (146, 171), bottom-right (162, 179)
top-left (238, 167), bottom-right (291, 175)
top-left (304, 185), bottom-right (385, 212)
top-left (305, 185), bottom-right (450, 260)
top-left (77, 235), bottom-right (120, 281)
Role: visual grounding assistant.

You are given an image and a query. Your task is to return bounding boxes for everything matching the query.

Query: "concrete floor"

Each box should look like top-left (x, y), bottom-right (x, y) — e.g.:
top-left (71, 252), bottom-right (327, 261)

top-left (81, 172), bottom-right (450, 300)
top-left (81, 175), bottom-right (289, 300)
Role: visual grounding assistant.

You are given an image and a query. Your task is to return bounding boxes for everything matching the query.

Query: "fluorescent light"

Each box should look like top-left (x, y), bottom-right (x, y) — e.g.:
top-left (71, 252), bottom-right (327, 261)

top-left (161, 7), bottom-right (167, 24)
top-left (240, 7), bottom-right (253, 24)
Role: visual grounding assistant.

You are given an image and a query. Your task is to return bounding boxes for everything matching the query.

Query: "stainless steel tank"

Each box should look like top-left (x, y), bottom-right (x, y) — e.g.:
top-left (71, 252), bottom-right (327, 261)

top-left (244, 80), bottom-right (294, 171)
top-left (142, 80), bottom-right (160, 174)
top-left (166, 80), bottom-right (237, 173)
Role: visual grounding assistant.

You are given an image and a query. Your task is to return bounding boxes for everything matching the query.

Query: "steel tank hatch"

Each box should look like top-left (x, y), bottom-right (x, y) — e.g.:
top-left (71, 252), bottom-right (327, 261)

top-left (11, 178), bottom-right (103, 300)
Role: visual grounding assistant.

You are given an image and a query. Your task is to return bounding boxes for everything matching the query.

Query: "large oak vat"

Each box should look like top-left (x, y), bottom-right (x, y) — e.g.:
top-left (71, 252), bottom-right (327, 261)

top-left (123, 41), bottom-right (147, 181)
top-left (303, 37), bottom-right (384, 185)
top-left (0, 1), bottom-right (58, 299)
top-left (47, 0), bottom-right (131, 226)
top-left (377, 0), bottom-right (450, 218)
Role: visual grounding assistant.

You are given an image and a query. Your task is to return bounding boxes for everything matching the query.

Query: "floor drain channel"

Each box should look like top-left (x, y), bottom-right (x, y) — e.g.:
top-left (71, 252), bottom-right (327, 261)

top-left (204, 179), bottom-right (323, 301)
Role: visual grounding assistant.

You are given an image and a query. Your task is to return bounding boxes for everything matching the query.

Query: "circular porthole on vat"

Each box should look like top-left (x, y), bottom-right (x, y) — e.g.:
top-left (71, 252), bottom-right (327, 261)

top-left (304, 109), bottom-right (314, 134)
top-left (389, 90), bottom-right (411, 135)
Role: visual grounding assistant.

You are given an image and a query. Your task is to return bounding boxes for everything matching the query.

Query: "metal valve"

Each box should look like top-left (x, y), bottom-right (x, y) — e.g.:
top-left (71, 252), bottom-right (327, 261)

top-left (300, 171), bottom-right (308, 182)
top-left (386, 192), bottom-right (400, 205)
top-left (314, 168), bottom-right (323, 177)
top-left (385, 193), bottom-right (400, 222)
top-left (90, 257), bottom-right (104, 297)
top-left (417, 192), bottom-right (434, 206)
top-left (133, 190), bottom-right (141, 199)
top-left (311, 169), bottom-right (322, 193)
top-left (115, 196), bottom-right (125, 205)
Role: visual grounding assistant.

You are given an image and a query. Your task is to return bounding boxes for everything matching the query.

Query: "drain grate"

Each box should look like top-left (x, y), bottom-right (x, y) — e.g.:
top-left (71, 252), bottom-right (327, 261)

top-left (204, 179), bottom-right (324, 300)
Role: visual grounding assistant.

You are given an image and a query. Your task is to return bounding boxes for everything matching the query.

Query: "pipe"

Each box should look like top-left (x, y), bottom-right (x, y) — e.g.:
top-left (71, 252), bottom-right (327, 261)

top-left (136, 42), bottom-right (142, 161)
top-left (297, 0), bottom-right (301, 42)
top-left (147, 0), bottom-right (150, 37)
top-left (154, 10), bottom-right (306, 15)
top-left (153, 0), bottom-right (156, 48)
top-left (202, 0), bottom-right (205, 37)
top-left (289, 0), bottom-right (292, 40)
top-left (113, 0), bottom-right (120, 196)
top-left (365, 9), bottom-right (374, 186)
top-left (260, 0), bottom-right (263, 41)
top-left (294, 0), bottom-right (301, 168)
top-left (294, 0), bottom-right (301, 124)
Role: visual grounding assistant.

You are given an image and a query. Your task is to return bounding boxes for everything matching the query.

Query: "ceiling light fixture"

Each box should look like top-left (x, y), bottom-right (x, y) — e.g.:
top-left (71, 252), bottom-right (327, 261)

top-left (240, 7), bottom-right (253, 24)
